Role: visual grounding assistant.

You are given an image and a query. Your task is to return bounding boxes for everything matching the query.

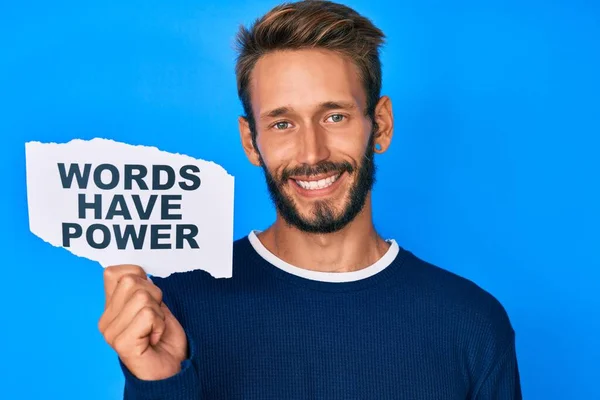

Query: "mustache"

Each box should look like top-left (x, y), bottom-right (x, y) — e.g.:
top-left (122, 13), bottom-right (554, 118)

top-left (280, 160), bottom-right (355, 182)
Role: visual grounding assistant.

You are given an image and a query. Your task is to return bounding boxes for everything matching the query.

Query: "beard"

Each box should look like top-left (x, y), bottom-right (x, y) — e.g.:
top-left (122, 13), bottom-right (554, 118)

top-left (259, 132), bottom-right (377, 234)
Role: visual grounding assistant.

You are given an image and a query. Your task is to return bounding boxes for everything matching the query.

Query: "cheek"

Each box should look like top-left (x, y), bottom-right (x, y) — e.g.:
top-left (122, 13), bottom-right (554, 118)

top-left (257, 135), bottom-right (296, 170)
top-left (328, 141), bottom-right (369, 169)
top-left (328, 121), bottom-right (372, 157)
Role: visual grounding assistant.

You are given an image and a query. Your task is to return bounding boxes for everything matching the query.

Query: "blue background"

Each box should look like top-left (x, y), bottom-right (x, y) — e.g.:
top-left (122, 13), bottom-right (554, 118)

top-left (2, 0), bottom-right (599, 398)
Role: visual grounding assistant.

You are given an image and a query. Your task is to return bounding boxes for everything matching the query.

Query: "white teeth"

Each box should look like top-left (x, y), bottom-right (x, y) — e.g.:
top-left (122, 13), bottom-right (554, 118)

top-left (296, 174), bottom-right (340, 190)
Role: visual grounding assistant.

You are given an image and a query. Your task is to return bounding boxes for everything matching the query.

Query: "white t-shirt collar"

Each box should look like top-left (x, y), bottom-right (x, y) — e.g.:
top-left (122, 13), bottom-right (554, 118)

top-left (247, 230), bottom-right (399, 283)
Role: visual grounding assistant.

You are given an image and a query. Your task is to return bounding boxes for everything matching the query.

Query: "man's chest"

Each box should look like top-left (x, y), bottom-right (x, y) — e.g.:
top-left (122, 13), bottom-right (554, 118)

top-left (185, 295), bottom-right (471, 399)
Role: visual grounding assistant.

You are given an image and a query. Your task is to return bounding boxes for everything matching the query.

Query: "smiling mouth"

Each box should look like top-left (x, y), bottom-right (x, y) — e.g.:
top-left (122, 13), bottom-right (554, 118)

top-left (291, 172), bottom-right (342, 191)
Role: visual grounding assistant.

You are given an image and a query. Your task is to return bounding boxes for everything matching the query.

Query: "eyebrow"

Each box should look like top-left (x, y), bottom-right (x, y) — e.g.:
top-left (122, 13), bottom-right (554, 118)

top-left (259, 101), bottom-right (357, 120)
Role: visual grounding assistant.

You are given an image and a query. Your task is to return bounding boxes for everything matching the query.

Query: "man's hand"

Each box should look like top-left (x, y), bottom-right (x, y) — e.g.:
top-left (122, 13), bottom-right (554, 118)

top-left (98, 265), bottom-right (188, 381)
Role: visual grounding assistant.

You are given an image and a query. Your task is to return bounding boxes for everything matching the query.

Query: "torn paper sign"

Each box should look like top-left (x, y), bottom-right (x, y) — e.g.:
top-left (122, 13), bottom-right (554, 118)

top-left (25, 138), bottom-right (234, 278)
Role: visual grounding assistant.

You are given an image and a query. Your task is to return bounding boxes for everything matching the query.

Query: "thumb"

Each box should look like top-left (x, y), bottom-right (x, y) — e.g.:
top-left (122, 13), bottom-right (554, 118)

top-left (149, 312), bottom-right (167, 346)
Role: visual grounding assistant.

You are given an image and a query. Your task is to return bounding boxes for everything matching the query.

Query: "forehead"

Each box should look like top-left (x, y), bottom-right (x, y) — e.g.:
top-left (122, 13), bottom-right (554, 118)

top-left (249, 49), bottom-right (366, 116)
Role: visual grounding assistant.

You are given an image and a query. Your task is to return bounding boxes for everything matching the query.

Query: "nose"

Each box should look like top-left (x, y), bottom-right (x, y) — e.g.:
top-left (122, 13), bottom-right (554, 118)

top-left (295, 123), bottom-right (330, 166)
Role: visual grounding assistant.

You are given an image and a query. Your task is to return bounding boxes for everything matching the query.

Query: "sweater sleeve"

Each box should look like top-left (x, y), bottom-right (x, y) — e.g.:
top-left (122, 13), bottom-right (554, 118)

top-left (120, 333), bottom-right (201, 400)
top-left (472, 339), bottom-right (522, 400)
top-left (120, 275), bottom-right (202, 399)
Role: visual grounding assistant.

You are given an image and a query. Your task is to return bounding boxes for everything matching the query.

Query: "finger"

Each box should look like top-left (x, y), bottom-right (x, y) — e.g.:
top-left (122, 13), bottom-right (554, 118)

top-left (107, 273), bottom-right (162, 312)
top-left (98, 274), bottom-right (162, 332)
top-left (113, 305), bottom-right (167, 360)
top-left (102, 289), bottom-right (165, 343)
top-left (103, 264), bottom-right (147, 302)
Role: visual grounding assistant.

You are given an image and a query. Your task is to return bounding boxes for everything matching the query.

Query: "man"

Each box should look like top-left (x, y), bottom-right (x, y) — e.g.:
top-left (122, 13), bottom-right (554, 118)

top-left (98, 1), bottom-right (522, 398)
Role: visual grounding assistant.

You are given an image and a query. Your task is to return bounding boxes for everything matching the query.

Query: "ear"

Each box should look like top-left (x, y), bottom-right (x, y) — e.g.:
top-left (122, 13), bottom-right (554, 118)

top-left (372, 95), bottom-right (394, 154)
top-left (238, 115), bottom-right (262, 167)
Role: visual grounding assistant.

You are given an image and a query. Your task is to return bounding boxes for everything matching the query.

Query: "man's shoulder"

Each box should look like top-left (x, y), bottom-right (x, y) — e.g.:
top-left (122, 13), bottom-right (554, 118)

top-left (401, 249), bottom-right (515, 340)
top-left (401, 251), bottom-right (519, 388)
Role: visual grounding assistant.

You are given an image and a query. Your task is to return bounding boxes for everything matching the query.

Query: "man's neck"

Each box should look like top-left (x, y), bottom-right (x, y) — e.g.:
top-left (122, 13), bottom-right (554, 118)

top-left (256, 199), bottom-right (390, 273)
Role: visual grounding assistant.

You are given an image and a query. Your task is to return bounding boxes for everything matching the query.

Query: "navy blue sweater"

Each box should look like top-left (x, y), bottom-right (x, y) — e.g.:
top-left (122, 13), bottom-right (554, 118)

top-left (120, 235), bottom-right (521, 399)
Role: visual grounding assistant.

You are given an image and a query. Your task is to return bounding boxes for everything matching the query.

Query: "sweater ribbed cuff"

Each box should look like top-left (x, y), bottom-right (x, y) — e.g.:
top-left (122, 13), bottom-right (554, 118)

top-left (120, 336), bottom-right (201, 400)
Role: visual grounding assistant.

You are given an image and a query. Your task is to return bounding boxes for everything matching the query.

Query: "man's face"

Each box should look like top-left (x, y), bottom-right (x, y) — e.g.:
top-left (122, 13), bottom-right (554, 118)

top-left (248, 49), bottom-right (376, 233)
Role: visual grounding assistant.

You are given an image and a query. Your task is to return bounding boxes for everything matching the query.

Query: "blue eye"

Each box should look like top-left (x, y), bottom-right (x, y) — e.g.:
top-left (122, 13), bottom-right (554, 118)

top-left (327, 114), bottom-right (345, 123)
top-left (273, 121), bottom-right (290, 130)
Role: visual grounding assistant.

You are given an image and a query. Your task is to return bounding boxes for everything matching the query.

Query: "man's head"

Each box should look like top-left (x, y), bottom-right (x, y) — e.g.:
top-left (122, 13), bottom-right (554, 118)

top-left (235, 0), bottom-right (393, 233)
